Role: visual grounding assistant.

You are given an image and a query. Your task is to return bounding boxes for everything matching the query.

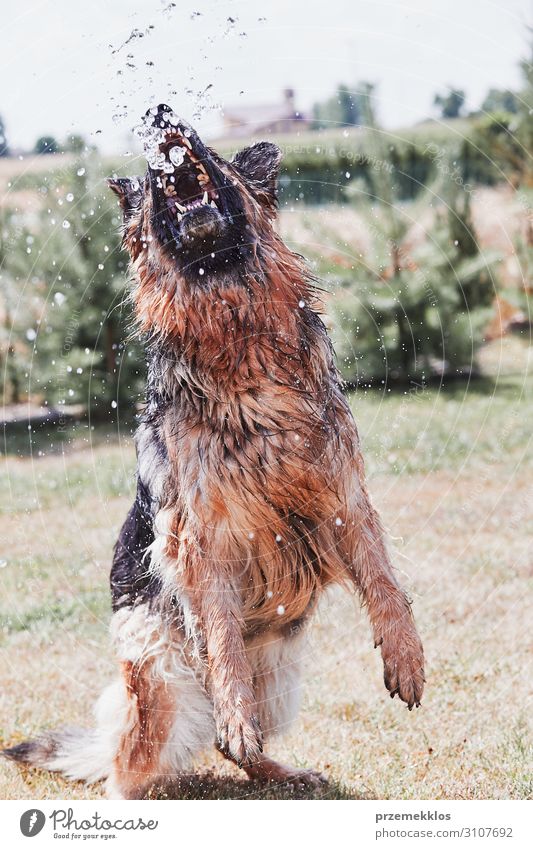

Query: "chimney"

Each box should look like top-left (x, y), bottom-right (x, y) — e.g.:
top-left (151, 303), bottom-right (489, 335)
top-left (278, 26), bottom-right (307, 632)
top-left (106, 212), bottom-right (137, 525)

top-left (283, 88), bottom-right (295, 113)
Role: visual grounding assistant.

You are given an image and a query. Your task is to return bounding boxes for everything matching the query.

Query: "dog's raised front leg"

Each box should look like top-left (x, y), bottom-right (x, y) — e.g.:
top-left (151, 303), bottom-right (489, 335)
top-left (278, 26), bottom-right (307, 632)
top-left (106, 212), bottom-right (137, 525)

top-left (343, 499), bottom-right (425, 709)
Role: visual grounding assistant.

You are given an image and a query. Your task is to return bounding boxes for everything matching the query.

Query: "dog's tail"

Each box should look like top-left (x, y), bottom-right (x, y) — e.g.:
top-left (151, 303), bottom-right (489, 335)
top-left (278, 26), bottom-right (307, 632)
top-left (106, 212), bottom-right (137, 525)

top-left (2, 680), bottom-right (124, 784)
top-left (2, 727), bottom-right (110, 783)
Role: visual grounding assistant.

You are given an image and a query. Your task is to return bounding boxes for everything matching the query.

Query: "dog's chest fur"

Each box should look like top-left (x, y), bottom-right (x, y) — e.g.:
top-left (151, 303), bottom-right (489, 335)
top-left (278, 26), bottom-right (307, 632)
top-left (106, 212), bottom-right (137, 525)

top-left (136, 285), bottom-right (358, 633)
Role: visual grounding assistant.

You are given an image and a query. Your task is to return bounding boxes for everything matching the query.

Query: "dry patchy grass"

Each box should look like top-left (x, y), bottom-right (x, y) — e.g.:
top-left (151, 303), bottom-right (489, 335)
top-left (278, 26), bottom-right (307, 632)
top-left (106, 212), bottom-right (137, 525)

top-left (0, 339), bottom-right (531, 800)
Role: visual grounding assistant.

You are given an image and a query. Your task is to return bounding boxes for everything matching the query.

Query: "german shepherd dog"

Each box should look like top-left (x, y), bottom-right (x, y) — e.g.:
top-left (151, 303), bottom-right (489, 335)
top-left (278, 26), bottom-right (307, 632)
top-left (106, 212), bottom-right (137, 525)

top-left (3, 105), bottom-right (424, 798)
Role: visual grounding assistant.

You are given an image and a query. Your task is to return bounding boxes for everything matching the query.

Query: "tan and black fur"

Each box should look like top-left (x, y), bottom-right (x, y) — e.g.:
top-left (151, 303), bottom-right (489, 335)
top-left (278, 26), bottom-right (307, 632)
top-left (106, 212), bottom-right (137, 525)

top-left (3, 105), bottom-right (424, 798)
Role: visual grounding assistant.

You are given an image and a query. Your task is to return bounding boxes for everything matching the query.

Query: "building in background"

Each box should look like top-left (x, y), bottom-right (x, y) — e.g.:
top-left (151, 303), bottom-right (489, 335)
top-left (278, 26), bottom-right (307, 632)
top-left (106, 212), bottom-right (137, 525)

top-left (222, 88), bottom-right (310, 138)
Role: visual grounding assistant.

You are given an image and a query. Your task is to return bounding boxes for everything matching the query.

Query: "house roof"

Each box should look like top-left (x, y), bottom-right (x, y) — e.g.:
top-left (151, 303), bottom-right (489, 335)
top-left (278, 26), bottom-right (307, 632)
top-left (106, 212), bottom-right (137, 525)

top-left (223, 102), bottom-right (299, 125)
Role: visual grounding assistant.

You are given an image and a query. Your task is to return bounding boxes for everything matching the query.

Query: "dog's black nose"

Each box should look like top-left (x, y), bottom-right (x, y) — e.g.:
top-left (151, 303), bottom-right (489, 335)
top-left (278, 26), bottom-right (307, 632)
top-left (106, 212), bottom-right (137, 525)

top-left (145, 104), bottom-right (175, 126)
top-left (143, 105), bottom-right (197, 147)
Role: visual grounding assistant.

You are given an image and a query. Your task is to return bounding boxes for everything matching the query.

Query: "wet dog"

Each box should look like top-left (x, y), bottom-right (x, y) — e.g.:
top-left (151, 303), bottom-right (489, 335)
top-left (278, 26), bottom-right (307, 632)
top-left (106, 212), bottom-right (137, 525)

top-left (3, 105), bottom-right (424, 798)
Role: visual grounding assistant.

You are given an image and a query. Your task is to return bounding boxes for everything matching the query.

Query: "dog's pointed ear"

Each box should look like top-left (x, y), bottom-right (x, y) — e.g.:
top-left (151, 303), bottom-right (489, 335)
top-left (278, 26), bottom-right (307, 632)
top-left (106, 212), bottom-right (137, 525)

top-left (107, 176), bottom-right (143, 218)
top-left (231, 142), bottom-right (282, 210)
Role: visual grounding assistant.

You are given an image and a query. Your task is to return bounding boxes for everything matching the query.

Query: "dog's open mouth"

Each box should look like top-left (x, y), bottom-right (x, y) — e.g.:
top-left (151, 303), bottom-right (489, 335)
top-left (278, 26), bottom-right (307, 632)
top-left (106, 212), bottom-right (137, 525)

top-left (135, 105), bottom-right (223, 241)
top-left (156, 131), bottom-right (220, 223)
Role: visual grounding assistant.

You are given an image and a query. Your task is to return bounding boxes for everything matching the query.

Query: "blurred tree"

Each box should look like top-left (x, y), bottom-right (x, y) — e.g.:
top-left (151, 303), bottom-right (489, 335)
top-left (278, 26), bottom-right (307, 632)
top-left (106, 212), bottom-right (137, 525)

top-left (1, 161), bottom-right (145, 417)
top-left (0, 208), bottom-right (40, 403)
top-left (0, 115), bottom-right (9, 156)
top-left (481, 88), bottom-right (519, 114)
top-left (515, 31), bottom-right (533, 184)
top-left (31, 162), bottom-right (145, 417)
top-left (63, 133), bottom-right (90, 154)
top-left (312, 81), bottom-right (375, 129)
top-left (34, 136), bottom-right (60, 154)
top-left (329, 94), bottom-right (498, 384)
top-left (471, 29), bottom-right (533, 187)
top-left (470, 111), bottom-right (524, 187)
top-left (504, 214), bottom-right (533, 326)
top-left (433, 88), bottom-right (466, 119)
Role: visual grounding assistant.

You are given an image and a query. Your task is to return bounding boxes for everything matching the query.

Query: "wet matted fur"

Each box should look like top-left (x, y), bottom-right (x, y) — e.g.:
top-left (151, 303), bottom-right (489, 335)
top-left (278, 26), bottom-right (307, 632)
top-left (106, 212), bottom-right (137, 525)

top-left (3, 105), bottom-right (424, 798)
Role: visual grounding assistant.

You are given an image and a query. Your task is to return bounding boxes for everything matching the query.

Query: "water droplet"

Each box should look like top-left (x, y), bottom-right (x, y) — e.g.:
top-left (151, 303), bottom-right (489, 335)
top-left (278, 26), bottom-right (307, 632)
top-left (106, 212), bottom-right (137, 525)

top-left (169, 146), bottom-right (186, 167)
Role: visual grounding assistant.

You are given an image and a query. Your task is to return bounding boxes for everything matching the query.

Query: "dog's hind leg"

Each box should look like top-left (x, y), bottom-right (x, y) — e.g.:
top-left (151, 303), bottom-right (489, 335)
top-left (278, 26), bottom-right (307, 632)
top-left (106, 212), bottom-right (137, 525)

top-left (246, 629), bottom-right (304, 740)
top-left (217, 745), bottom-right (327, 790)
top-left (106, 604), bottom-right (214, 799)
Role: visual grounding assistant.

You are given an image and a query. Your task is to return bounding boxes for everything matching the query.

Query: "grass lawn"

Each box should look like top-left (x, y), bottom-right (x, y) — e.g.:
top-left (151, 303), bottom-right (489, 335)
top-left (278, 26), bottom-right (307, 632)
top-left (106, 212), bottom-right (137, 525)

top-left (0, 337), bottom-right (531, 800)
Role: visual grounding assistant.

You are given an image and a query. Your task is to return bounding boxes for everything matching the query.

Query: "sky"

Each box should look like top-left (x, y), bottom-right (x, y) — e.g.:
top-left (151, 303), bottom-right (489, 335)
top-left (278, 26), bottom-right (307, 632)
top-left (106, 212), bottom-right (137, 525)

top-left (1, 0), bottom-right (532, 153)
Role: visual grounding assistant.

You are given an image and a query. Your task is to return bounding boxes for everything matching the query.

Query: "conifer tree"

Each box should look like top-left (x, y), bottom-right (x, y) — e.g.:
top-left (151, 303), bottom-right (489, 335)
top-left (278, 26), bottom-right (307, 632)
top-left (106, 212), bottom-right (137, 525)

top-left (329, 94), bottom-right (498, 384)
top-left (2, 158), bottom-right (145, 418)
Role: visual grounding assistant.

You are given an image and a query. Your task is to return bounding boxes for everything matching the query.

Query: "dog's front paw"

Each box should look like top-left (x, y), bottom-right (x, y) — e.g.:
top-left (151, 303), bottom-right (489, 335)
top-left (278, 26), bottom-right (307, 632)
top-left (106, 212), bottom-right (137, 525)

top-left (216, 703), bottom-right (263, 766)
top-left (379, 626), bottom-right (425, 709)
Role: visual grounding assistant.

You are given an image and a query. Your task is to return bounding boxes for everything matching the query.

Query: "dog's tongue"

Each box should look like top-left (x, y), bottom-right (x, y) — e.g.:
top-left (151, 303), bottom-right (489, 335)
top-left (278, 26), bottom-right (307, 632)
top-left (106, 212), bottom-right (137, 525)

top-left (133, 107), bottom-right (187, 173)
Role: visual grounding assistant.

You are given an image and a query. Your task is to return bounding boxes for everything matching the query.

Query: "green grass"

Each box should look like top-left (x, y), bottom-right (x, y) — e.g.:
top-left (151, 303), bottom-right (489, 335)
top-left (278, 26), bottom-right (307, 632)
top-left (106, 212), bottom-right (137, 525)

top-left (0, 337), bottom-right (531, 800)
top-left (353, 372), bottom-right (533, 477)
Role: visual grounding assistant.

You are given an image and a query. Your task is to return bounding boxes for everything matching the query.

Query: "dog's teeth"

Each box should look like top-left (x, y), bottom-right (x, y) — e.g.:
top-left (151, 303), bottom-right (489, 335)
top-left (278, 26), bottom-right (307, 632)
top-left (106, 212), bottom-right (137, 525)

top-left (176, 203), bottom-right (186, 213)
top-left (210, 200), bottom-right (217, 208)
top-left (177, 213), bottom-right (183, 222)
top-left (182, 137), bottom-right (192, 150)
top-left (202, 191), bottom-right (208, 204)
